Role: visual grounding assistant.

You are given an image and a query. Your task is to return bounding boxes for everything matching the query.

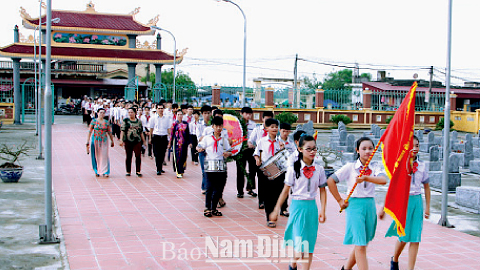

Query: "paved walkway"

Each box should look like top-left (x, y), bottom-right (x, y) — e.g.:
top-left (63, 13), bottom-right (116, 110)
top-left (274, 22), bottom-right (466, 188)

top-left (52, 121), bottom-right (480, 270)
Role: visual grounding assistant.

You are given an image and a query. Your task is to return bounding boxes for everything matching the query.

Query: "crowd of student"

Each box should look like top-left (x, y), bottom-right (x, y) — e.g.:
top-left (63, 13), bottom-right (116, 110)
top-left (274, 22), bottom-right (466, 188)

top-left (83, 98), bottom-right (431, 270)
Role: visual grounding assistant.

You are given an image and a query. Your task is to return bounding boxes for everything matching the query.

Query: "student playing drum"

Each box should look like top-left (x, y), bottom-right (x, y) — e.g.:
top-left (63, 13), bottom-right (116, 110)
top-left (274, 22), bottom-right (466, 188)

top-left (197, 116), bottom-right (232, 217)
top-left (254, 118), bottom-right (285, 227)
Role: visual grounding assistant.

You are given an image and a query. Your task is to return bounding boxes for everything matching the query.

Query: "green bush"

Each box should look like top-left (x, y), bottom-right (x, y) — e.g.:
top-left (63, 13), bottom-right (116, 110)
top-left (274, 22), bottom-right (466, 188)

top-left (386, 115), bottom-right (393, 124)
top-left (330, 114), bottom-right (352, 125)
top-left (276, 111), bottom-right (298, 125)
top-left (436, 117), bottom-right (454, 130)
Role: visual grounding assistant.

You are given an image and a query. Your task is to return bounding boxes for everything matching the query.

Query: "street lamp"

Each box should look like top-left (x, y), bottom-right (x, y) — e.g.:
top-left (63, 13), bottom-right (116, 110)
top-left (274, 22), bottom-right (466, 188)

top-left (217, 0), bottom-right (246, 107)
top-left (150, 26), bottom-right (177, 103)
top-left (33, 17), bottom-right (60, 160)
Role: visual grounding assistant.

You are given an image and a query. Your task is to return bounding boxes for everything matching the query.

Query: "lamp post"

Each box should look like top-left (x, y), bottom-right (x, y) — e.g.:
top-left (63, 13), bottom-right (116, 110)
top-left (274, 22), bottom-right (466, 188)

top-left (33, 17), bottom-right (59, 160)
top-left (218, 0), bottom-right (246, 107)
top-left (150, 26), bottom-right (176, 103)
top-left (439, 0), bottom-right (454, 228)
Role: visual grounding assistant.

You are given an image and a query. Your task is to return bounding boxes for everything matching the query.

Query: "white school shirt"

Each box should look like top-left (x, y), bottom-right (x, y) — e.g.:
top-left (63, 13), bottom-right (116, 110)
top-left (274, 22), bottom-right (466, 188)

top-left (140, 114), bottom-right (151, 132)
top-left (248, 124), bottom-right (267, 145)
top-left (189, 120), bottom-right (201, 135)
top-left (84, 102), bottom-right (91, 110)
top-left (197, 119), bottom-right (208, 139)
top-left (197, 134), bottom-right (231, 160)
top-left (285, 160), bottom-right (327, 200)
top-left (202, 126), bottom-right (228, 139)
top-left (185, 114), bottom-right (194, 124)
top-left (278, 136), bottom-right (296, 154)
top-left (253, 136), bottom-right (282, 163)
top-left (245, 120), bottom-right (257, 138)
top-left (113, 107), bottom-right (120, 122)
top-left (410, 160), bottom-right (429, 196)
top-left (331, 159), bottom-right (387, 198)
top-left (149, 115), bottom-right (172, 136)
top-left (120, 108), bottom-right (128, 120)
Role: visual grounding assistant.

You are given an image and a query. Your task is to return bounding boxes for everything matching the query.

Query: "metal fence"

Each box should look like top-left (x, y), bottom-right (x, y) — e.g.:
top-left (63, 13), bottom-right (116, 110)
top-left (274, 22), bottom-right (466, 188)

top-left (324, 89), bottom-right (362, 110)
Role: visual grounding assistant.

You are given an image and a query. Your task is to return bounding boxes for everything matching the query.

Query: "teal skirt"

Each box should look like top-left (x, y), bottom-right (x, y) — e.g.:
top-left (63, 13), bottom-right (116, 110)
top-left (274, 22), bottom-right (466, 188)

top-left (344, 197), bottom-right (377, 246)
top-left (284, 199), bottom-right (318, 253)
top-left (385, 194), bottom-right (423, 243)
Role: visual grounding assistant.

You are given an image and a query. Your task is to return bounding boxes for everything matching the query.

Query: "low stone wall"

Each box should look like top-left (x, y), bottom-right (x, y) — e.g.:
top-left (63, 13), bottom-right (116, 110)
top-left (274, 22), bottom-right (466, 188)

top-left (455, 186), bottom-right (480, 214)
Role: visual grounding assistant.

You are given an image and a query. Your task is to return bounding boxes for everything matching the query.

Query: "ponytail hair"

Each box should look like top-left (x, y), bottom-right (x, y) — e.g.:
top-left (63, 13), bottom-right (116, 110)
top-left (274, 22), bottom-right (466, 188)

top-left (294, 135), bottom-right (316, 179)
top-left (354, 137), bottom-right (374, 160)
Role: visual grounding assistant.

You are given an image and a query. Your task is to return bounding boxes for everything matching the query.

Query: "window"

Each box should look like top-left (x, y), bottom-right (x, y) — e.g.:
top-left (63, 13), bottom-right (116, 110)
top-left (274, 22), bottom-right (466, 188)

top-left (253, 113), bottom-right (260, 120)
top-left (353, 114), bottom-right (358, 122)
top-left (304, 114), bottom-right (311, 121)
top-left (376, 115), bottom-right (382, 122)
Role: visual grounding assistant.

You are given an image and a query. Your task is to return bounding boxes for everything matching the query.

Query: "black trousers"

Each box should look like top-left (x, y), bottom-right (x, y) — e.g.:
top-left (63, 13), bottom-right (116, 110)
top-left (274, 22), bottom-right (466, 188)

top-left (152, 135), bottom-right (168, 173)
top-left (142, 132), bottom-right (153, 157)
top-left (86, 110), bottom-right (92, 126)
top-left (236, 148), bottom-right (256, 194)
top-left (258, 172), bottom-right (285, 221)
top-left (205, 172), bottom-right (227, 211)
top-left (125, 141), bottom-right (142, 173)
top-left (190, 135), bottom-right (198, 162)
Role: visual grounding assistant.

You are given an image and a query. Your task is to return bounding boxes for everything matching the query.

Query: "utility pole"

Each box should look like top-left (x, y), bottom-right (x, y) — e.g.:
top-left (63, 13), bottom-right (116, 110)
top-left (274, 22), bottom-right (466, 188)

top-left (293, 54), bottom-right (298, 108)
top-left (426, 66), bottom-right (433, 110)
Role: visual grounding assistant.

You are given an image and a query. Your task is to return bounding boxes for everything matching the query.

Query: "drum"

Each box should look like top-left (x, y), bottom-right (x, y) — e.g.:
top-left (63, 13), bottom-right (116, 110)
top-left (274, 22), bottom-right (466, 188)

top-left (205, 159), bottom-right (227, 172)
top-left (259, 149), bottom-right (290, 180)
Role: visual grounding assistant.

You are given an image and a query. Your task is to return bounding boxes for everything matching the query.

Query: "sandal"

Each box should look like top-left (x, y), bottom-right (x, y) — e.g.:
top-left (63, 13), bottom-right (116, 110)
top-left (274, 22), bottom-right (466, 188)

top-left (212, 210), bottom-right (223, 216)
top-left (95, 174), bottom-right (100, 177)
top-left (267, 221), bottom-right (276, 228)
top-left (126, 173), bottom-right (131, 176)
top-left (204, 210), bottom-right (212, 217)
top-left (218, 198), bottom-right (226, 208)
top-left (280, 211), bottom-right (290, 217)
top-left (136, 172), bottom-right (142, 177)
top-left (247, 190), bottom-right (257, 197)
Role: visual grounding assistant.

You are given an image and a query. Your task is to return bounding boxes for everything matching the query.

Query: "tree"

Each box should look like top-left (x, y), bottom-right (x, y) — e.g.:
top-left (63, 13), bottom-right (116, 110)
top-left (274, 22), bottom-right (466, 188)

top-left (322, 69), bottom-right (352, 90)
top-left (301, 73), bottom-right (322, 89)
top-left (140, 70), bottom-right (195, 87)
top-left (360, 73), bottom-right (372, 81)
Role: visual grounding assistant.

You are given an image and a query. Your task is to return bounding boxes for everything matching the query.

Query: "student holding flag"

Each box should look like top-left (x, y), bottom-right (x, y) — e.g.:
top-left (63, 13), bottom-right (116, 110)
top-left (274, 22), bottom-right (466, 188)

top-left (327, 137), bottom-right (387, 270)
top-left (379, 135), bottom-right (431, 270)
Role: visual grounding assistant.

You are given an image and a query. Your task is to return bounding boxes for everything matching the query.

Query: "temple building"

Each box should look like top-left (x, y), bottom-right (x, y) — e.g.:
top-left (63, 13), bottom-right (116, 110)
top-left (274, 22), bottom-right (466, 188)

top-left (0, 1), bottom-right (185, 124)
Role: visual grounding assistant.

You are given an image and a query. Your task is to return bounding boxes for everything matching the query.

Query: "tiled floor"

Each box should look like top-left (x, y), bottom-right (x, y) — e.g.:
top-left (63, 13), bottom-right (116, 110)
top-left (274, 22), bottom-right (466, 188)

top-left (53, 122), bottom-right (480, 269)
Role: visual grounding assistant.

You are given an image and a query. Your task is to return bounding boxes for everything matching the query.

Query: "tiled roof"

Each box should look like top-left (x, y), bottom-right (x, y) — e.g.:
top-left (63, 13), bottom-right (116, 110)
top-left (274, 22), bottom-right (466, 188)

top-left (0, 44), bottom-right (181, 65)
top-left (363, 81), bottom-right (480, 98)
top-left (23, 10), bottom-right (153, 35)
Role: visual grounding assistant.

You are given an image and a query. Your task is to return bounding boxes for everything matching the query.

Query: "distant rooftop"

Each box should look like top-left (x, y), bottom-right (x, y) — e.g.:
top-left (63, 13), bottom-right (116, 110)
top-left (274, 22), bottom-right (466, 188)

top-left (20, 2), bottom-right (156, 35)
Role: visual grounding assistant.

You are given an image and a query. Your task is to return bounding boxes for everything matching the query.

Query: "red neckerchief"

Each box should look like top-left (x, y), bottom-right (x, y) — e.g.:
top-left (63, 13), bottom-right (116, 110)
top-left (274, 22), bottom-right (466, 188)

top-left (146, 115), bottom-right (150, 121)
top-left (303, 165), bottom-right (315, 179)
top-left (187, 115), bottom-right (192, 122)
top-left (173, 114), bottom-right (177, 121)
top-left (213, 135), bottom-right (222, 152)
top-left (412, 161), bottom-right (418, 174)
top-left (263, 129), bottom-right (268, 137)
top-left (268, 139), bottom-right (276, 156)
top-left (360, 165), bottom-right (372, 176)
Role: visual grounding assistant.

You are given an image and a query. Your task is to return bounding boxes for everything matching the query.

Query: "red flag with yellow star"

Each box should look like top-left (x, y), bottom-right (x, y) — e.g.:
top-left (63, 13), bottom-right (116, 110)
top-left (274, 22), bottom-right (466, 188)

top-left (380, 81), bottom-right (417, 236)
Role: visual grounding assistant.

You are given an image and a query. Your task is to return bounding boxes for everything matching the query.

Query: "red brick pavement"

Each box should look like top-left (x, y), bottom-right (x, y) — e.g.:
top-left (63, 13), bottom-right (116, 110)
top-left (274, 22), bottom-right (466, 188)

top-left (53, 122), bottom-right (480, 269)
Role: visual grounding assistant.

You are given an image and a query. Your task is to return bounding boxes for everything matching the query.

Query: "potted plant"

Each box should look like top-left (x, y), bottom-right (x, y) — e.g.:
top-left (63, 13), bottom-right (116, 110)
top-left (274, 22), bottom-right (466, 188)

top-left (0, 141), bottom-right (34, 183)
top-left (317, 145), bottom-right (343, 177)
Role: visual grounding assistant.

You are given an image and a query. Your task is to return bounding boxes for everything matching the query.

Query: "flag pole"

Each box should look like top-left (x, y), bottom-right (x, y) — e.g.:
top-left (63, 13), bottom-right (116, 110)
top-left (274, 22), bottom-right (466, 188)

top-left (340, 140), bottom-right (382, 213)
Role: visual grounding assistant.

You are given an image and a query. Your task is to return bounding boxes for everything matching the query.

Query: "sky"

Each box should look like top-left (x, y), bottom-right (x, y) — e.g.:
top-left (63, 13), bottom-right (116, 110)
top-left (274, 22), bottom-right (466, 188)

top-left (1, 0), bottom-right (480, 88)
